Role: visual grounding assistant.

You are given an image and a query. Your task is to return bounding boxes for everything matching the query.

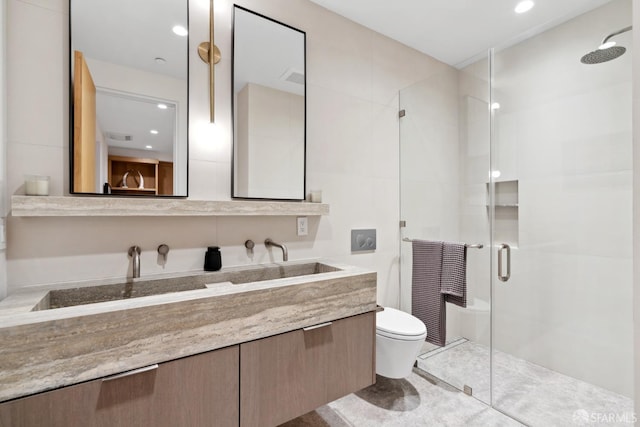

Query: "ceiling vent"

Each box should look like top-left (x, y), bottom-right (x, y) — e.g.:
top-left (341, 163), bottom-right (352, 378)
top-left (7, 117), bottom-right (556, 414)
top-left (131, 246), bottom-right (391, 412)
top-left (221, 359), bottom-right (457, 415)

top-left (280, 68), bottom-right (305, 85)
top-left (106, 132), bottom-right (133, 142)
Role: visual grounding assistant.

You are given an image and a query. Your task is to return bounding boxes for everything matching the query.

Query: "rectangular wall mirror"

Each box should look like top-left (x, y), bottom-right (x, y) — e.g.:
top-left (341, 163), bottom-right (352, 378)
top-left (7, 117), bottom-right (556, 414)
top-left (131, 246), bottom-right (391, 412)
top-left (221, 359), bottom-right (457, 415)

top-left (70, 0), bottom-right (188, 197)
top-left (232, 6), bottom-right (306, 201)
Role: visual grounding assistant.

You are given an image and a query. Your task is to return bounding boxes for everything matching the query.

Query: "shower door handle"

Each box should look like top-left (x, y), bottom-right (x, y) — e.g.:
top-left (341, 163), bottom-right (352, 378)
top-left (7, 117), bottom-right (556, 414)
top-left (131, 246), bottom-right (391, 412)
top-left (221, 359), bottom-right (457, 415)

top-left (498, 243), bottom-right (511, 282)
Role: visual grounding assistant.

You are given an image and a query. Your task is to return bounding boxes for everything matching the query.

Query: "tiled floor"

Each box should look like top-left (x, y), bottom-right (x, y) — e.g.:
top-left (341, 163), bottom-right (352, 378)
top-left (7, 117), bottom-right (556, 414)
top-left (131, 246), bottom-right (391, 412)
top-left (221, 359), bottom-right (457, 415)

top-left (282, 340), bottom-right (634, 427)
top-left (281, 370), bottom-right (522, 427)
top-left (418, 340), bottom-right (634, 426)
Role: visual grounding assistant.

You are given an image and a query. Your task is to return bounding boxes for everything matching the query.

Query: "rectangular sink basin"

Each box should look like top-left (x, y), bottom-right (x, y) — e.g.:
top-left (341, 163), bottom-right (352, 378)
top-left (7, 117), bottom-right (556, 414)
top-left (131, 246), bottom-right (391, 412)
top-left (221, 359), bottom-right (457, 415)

top-left (42, 281), bottom-right (209, 310)
top-left (224, 262), bottom-right (340, 284)
top-left (34, 262), bottom-right (341, 310)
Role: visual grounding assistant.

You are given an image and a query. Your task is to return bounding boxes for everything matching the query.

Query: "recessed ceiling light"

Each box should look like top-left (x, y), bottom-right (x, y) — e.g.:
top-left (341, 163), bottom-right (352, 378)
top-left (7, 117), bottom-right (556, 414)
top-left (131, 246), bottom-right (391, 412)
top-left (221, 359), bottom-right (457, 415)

top-left (491, 170), bottom-right (502, 178)
top-left (154, 57), bottom-right (166, 64)
top-left (172, 25), bottom-right (188, 37)
top-left (491, 102), bottom-right (501, 110)
top-left (150, 130), bottom-right (159, 135)
top-left (145, 145), bottom-right (153, 149)
top-left (157, 103), bottom-right (168, 110)
top-left (515, 0), bottom-right (534, 14)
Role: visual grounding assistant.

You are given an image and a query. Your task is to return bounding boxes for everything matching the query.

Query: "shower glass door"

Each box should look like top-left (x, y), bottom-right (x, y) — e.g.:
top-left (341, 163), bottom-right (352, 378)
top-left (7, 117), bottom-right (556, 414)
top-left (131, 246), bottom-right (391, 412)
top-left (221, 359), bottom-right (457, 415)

top-left (399, 65), bottom-right (492, 404)
top-left (489, 1), bottom-right (634, 424)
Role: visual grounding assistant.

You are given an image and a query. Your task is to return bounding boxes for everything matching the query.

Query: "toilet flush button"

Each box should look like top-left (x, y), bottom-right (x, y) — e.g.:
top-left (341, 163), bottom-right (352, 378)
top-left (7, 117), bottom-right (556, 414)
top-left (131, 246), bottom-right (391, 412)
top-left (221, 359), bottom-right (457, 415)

top-left (351, 229), bottom-right (376, 252)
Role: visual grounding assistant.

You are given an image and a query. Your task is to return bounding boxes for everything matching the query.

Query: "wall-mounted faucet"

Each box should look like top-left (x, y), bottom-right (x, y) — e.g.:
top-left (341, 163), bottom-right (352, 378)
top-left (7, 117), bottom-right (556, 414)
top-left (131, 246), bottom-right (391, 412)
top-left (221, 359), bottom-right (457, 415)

top-left (265, 238), bottom-right (288, 262)
top-left (128, 246), bottom-right (141, 278)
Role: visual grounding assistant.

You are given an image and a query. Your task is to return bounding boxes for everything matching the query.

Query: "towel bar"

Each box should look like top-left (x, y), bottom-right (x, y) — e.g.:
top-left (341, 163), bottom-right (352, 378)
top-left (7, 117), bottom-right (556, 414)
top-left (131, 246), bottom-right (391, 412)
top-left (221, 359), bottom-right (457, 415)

top-left (402, 237), bottom-right (483, 249)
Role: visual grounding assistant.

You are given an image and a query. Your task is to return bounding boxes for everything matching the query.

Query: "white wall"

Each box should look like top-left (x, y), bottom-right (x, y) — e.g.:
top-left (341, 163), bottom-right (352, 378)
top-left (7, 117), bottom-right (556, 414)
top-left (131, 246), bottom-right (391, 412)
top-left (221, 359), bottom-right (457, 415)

top-left (4, 0), bottom-right (450, 309)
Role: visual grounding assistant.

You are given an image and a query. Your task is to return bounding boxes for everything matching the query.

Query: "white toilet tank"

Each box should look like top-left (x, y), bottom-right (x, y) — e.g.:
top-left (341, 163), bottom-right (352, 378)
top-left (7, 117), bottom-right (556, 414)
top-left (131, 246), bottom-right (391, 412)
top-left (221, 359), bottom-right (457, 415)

top-left (376, 307), bottom-right (427, 379)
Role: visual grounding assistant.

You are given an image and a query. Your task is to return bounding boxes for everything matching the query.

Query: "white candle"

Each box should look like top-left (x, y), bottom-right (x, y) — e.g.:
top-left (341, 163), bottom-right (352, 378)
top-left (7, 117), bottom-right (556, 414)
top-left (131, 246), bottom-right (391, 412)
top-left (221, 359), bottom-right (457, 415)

top-left (25, 175), bottom-right (49, 196)
top-left (36, 178), bottom-right (49, 196)
top-left (25, 177), bottom-right (37, 195)
top-left (310, 190), bottom-right (322, 203)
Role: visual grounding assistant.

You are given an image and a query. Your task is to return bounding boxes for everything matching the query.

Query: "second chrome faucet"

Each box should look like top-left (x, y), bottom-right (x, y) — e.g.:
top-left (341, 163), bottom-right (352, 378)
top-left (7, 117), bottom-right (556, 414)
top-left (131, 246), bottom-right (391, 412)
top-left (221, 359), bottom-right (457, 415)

top-left (128, 245), bottom-right (141, 278)
top-left (265, 238), bottom-right (288, 262)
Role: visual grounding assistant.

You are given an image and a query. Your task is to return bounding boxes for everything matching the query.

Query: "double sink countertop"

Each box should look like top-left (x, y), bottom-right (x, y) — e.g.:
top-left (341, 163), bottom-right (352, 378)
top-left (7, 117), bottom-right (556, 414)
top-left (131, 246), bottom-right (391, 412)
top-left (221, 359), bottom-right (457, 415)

top-left (0, 260), bottom-right (377, 402)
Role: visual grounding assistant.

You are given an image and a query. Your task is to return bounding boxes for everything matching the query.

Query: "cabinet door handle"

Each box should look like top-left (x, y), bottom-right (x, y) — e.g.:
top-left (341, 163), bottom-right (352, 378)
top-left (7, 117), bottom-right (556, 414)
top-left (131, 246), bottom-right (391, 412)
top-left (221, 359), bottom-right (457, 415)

top-left (102, 364), bottom-right (159, 382)
top-left (303, 322), bottom-right (332, 331)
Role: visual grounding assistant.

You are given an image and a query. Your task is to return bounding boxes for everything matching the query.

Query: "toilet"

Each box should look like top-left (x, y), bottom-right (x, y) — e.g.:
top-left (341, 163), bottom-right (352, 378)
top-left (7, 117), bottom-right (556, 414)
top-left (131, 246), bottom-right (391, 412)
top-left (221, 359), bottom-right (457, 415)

top-left (376, 307), bottom-right (427, 378)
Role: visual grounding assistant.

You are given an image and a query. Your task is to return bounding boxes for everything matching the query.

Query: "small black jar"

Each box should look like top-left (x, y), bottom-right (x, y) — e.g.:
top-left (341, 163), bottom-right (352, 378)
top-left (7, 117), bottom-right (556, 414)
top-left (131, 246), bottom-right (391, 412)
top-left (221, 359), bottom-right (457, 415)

top-left (204, 246), bottom-right (222, 271)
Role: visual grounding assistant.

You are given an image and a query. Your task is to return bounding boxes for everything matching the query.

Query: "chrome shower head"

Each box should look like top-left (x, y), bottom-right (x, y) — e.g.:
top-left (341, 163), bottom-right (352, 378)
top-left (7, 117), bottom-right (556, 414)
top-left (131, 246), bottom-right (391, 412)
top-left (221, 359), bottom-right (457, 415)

top-left (580, 46), bottom-right (626, 64)
top-left (581, 25), bottom-right (632, 65)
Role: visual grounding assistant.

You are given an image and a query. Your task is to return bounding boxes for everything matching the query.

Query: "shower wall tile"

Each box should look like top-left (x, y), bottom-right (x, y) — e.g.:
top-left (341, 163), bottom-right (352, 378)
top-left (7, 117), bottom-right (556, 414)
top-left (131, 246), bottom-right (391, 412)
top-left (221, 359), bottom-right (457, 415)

top-left (509, 87), bottom-right (632, 181)
top-left (493, 250), bottom-right (633, 396)
top-left (518, 173), bottom-right (632, 259)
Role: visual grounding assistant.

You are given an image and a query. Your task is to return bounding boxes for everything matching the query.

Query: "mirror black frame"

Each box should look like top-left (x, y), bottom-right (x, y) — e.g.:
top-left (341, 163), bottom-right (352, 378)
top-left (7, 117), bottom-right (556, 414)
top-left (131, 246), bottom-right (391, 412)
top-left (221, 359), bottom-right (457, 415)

top-left (231, 5), bottom-right (306, 201)
top-left (68, 0), bottom-right (190, 198)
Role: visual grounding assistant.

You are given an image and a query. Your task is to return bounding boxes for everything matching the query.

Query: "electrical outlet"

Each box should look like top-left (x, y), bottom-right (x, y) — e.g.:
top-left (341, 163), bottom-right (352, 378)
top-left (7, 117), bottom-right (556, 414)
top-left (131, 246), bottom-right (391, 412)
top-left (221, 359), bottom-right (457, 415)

top-left (297, 216), bottom-right (308, 236)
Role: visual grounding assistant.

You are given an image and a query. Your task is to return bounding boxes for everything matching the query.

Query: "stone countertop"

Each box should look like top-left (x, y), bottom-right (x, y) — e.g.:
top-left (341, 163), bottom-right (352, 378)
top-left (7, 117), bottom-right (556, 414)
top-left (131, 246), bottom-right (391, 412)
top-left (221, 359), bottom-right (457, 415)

top-left (0, 260), bottom-right (377, 402)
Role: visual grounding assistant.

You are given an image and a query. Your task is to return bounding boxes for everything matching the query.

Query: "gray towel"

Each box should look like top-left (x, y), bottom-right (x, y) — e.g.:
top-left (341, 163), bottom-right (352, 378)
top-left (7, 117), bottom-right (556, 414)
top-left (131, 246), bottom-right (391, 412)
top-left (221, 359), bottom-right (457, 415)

top-left (441, 242), bottom-right (467, 308)
top-left (411, 240), bottom-right (468, 347)
top-left (411, 240), bottom-right (446, 346)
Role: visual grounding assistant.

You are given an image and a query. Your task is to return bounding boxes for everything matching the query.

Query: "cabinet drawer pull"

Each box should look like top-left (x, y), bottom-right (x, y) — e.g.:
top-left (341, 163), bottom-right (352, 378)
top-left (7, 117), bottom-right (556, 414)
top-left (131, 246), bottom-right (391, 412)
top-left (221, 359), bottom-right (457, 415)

top-left (102, 364), bottom-right (159, 382)
top-left (303, 322), bottom-right (332, 332)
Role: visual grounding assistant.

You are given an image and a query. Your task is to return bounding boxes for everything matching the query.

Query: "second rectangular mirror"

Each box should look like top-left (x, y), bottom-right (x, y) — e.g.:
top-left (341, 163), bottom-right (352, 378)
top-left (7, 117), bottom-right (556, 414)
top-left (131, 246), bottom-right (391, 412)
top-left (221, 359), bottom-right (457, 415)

top-left (232, 6), bottom-right (306, 201)
top-left (70, 0), bottom-right (188, 197)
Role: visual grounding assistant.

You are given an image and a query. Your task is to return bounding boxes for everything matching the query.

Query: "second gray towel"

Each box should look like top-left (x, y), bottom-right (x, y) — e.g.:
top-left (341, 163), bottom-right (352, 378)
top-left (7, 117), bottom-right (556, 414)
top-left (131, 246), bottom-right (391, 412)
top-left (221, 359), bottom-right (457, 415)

top-left (441, 242), bottom-right (467, 308)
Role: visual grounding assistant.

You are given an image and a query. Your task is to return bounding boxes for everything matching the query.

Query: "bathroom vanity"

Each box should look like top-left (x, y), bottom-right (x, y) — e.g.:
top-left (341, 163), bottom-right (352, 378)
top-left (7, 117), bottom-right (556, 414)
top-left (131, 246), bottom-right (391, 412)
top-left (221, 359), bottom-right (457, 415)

top-left (0, 261), bottom-right (377, 427)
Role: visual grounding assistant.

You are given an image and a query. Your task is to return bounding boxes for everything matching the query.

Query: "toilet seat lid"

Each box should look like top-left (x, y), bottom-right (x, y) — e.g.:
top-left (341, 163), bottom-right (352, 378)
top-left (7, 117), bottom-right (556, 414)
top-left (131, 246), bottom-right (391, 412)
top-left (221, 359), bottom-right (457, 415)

top-left (376, 307), bottom-right (427, 338)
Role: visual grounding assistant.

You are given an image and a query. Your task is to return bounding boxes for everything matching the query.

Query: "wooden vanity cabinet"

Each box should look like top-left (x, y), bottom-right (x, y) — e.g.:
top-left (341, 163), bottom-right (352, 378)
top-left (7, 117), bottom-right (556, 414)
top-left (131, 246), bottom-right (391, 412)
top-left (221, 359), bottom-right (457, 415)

top-left (240, 311), bottom-right (376, 427)
top-left (0, 311), bottom-right (376, 427)
top-left (0, 345), bottom-right (239, 427)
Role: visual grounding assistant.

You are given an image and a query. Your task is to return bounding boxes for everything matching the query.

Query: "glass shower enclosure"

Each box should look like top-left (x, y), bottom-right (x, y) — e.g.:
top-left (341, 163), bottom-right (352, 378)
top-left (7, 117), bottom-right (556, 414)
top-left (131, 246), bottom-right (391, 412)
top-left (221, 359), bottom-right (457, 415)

top-left (399, 1), bottom-right (633, 424)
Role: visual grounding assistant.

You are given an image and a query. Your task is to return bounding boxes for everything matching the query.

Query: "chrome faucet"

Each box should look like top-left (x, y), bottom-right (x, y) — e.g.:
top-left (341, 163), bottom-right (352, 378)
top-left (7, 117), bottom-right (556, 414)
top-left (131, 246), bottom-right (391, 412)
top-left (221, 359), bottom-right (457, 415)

top-left (128, 246), bottom-right (141, 278)
top-left (265, 238), bottom-right (288, 262)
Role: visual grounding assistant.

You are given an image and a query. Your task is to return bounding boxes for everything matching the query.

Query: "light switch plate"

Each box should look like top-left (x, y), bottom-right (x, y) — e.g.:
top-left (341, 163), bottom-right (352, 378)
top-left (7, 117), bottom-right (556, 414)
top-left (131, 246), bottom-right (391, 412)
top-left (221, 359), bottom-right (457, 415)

top-left (297, 216), bottom-right (308, 236)
top-left (351, 229), bottom-right (376, 252)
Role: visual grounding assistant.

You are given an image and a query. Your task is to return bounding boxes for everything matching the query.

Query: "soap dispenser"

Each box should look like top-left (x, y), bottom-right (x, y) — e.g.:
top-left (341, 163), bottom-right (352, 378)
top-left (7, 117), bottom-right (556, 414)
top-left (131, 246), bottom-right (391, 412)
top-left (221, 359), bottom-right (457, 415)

top-left (204, 246), bottom-right (222, 271)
